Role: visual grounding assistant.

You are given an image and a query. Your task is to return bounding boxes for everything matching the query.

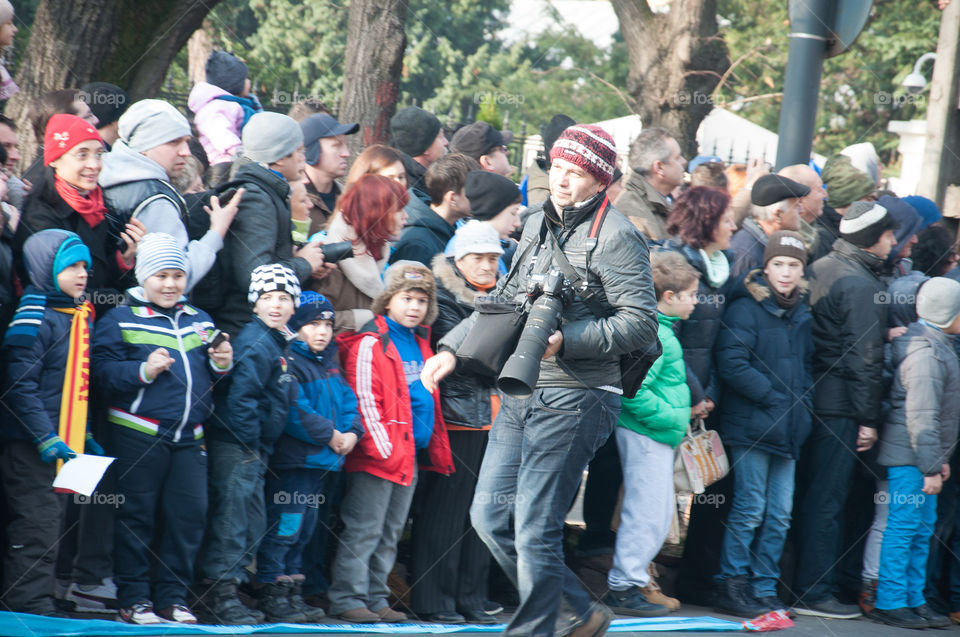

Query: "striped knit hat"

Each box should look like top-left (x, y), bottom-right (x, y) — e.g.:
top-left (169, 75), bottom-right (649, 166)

top-left (839, 201), bottom-right (898, 249)
top-left (549, 125), bottom-right (617, 186)
top-left (135, 233), bottom-right (187, 285)
top-left (248, 263), bottom-right (301, 307)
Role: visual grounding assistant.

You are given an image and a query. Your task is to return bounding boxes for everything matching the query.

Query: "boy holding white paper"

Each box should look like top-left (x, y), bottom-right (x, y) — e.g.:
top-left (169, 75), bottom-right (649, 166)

top-left (92, 234), bottom-right (233, 624)
top-left (0, 229), bottom-right (100, 617)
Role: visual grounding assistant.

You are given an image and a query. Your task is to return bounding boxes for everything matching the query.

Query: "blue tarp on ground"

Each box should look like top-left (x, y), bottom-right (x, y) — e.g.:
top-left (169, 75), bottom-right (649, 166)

top-left (0, 612), bottom-right (746, 636)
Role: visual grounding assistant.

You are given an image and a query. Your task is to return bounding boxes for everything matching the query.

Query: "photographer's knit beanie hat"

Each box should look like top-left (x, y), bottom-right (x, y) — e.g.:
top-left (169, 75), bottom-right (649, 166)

top-left (549, 125), bottom-right (617, 186)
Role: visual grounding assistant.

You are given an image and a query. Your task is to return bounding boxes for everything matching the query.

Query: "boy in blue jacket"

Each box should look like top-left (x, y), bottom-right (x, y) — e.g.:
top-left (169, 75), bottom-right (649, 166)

top-left (255, 291), bottom-right (362, 622)
top-left (197, 263), bottom-right (301, 625)
top-left (0, 229), bottom-right (99, 616)
top-left (92, 233), bottom-right (233, 624)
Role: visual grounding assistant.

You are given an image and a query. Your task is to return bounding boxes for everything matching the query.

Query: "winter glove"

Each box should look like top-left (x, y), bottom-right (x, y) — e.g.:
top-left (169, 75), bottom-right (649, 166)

top-left (35, 432), bottom-right (78, 464)
top-left (84, 432), bottom-right (105, 456)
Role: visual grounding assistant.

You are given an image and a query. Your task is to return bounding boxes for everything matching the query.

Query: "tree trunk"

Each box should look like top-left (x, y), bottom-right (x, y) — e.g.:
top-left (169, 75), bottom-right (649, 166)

top-left (338, 0), bottom-right (408, 157)
top-left (7, 0), bottom-right (223, 170)
top-left (611, 0), bottom-right (730, 157)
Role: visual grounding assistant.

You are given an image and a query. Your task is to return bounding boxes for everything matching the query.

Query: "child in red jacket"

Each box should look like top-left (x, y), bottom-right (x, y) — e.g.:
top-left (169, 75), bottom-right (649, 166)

top-left (328, 261), bottom-right (453, 623)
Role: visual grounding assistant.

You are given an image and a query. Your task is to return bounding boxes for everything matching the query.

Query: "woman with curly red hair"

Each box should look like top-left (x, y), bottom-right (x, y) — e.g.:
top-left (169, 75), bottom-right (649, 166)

top-left (311, 174), bottom-right (409, 332)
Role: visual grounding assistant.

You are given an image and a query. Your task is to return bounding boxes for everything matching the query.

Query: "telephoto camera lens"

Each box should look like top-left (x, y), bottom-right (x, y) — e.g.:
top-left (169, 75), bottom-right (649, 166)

top-left (498, 272), bottom-right (568, 398)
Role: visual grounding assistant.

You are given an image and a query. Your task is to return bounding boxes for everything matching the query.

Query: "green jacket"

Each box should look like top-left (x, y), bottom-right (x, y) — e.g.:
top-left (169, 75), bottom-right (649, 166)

top-left (617, 313), bottom-right (690, 448)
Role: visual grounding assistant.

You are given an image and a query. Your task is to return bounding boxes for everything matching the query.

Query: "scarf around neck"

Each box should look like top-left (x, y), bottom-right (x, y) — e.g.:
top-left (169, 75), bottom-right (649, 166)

top-left (698, 248), bottom-right (730, 288)
top-left (54, 175), bottom-right (107, 227)
top-left (764, 274), bottom-right (800, 310)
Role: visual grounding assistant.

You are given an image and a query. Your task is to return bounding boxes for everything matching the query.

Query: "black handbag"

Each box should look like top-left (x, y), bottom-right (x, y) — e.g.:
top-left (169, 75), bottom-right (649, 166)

top-left (455, 300), bottom-right (527, 378)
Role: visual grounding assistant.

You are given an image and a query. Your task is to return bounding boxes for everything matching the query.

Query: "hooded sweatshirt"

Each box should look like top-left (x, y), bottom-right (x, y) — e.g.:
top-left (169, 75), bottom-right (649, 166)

top-left (100, 141), bottom-right (222, 292)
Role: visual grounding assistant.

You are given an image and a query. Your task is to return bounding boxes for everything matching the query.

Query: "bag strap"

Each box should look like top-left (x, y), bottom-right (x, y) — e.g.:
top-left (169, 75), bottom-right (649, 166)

top-left (545, 195), bottom-right (610, 318)
top-left (495, 211), bottom-right (549, 298)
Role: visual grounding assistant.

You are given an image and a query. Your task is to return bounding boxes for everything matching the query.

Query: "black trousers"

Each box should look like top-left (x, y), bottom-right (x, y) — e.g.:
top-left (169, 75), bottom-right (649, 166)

top-left (410, 430), bottom-right (492, 614)
top-left (0, 440), bottom-right (63, 613)
top-left (577, 433), bottom-right (622, 555)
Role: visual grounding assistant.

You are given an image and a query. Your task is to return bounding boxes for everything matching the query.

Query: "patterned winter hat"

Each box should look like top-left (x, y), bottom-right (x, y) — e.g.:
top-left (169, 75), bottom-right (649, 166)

top-left (370, 260), bottom-right (438, 326)
top-left (549, 124), bottom-right (617, 186)
top-left (248, 263), bottom-right (301, 307)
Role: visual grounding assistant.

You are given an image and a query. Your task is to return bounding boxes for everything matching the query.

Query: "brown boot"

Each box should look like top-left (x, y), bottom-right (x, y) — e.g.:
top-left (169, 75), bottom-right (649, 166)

top-left (642, 563), bottom-right (680, 611)
top-left (857, 578), bottom-right (877, 615)
top-left (562, 604), bottom-right (615, 637)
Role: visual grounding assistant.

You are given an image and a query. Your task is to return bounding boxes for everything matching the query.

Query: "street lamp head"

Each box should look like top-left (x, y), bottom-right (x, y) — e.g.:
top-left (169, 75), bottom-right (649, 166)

top-left (902, 71), bottom-right (927, 95)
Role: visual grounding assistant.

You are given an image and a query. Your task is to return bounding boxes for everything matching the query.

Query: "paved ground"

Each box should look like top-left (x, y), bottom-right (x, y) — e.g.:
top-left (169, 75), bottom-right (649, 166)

top-left (54, 604), bottom-right (960, 636)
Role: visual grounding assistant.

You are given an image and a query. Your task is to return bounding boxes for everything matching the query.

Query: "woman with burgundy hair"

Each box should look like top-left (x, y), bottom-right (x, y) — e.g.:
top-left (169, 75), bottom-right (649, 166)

top-left (311, 174), bottom-right (409, 332)
top-left (664, 185), bottom-right (738, 605)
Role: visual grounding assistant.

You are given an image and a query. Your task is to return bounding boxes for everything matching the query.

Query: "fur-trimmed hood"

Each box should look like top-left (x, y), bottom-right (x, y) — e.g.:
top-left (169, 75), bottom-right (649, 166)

top-left (741, 268), bottom-right (809, 310)
top-left (431, 253), bottom-right (486, 306)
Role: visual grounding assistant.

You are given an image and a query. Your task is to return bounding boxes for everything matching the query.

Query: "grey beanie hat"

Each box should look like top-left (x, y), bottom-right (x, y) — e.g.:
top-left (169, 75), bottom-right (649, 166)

top-left (118, 99), bottom-right (191, 152)
top-left (917, 277), bottom-right (960, 329)
top-left (241, 112), bottom-right (304, 165)
top-left (390, 106), bottom-right (441, 157)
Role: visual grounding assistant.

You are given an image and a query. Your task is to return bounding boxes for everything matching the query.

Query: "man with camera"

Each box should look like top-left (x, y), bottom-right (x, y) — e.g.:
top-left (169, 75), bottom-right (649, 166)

top-left (421, 125), bottom-right (658, 637)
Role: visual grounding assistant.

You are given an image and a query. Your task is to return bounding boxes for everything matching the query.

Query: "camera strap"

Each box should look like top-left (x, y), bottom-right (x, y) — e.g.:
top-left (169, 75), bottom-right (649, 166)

top-left (543, 195), bottom-right (610, 316)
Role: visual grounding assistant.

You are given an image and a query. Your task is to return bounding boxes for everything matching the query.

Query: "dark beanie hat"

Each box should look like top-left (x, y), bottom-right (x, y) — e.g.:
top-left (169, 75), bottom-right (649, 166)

top-left (839, 201), bottom-right (898, 248)
top-left (289, 291), bottom-right (335, 332)
top-left (79, 82), bottom-right (130, 127)
top-left (542, 114), bottom-right (576, 156)
top-left (465, 170), bottom-right (521, 220)
top-left (390, 106), bottom-right (442, 157)
top-left (206, 50), bottom-right (248, 96)
top-left (763, 230), bottom-right (807, 266)
top-left (877, 195), bottom-right (923, 260)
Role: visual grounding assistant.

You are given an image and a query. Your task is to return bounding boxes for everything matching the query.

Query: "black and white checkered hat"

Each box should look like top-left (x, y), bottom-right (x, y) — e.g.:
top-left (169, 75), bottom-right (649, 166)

top-left (248, 263), bottom-right (301, 307)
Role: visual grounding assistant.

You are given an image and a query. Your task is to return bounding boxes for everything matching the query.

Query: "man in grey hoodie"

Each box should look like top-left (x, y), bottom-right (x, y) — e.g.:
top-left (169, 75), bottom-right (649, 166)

top-left (99, 99), bottom-right (239, 292)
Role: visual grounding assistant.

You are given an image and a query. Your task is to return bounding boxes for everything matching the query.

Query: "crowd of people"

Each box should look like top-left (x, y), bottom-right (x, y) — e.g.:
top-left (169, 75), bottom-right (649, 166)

top-left (0, 24), bottom-right (957, 637)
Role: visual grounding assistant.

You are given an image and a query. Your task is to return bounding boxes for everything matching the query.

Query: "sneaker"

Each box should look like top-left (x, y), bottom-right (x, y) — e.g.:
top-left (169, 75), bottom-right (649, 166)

top-left (858, 578), bottom-right (877, 615)
top-left (913, 603), bottom-right (951, 628)
top-left (482, 599), bottom-right (504, 615)
top-left (712, 577), bottom-right (767, 618)
top-left (602, 586), bottom-right (669, 617)
top-left (792, 595), bottom-right (862, 619)
top-left (156, 604), bottom-right (198, 624)
top-left (66, 579), bottom-right (119, 613)
top-left (338, 606), bottom-right (381, 623)
top-left (118, 602), bottom-right (164, 624)
top-left (870, 606), bottom-right (927, 629)
top-left (375, 605), bottom-right (408, 622)
top-left (757, 596), bottom-right (794, 618)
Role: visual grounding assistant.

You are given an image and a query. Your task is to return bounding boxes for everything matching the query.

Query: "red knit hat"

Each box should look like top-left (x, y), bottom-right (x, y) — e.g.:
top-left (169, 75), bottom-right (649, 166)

top-left (549, 124), bottom-right (617, 186)
top-left (44, 114), bottom-right (103, 166)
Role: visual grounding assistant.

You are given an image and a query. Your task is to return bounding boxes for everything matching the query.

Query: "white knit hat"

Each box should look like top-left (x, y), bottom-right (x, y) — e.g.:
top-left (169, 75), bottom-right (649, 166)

top-left (453, 220), bottom-right (503, 261)
top-left (118, 99), bottom-right (191, 152)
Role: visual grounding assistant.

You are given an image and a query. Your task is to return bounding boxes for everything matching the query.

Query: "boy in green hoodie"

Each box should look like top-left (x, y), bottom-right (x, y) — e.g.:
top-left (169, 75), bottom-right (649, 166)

top-left (603, 251), bottom-right (699, 617)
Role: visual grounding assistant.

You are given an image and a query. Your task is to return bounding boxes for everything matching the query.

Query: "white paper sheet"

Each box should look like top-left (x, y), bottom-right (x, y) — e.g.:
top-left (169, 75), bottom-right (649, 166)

top-left (51, 454), bottom-right (115, 496)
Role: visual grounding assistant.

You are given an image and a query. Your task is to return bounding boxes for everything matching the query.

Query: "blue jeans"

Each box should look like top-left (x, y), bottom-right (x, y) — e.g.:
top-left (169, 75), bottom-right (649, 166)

top-left (198, 440), bottom-right (267, 583)
top-left (469, 387), bottom-right (619, 637)
top-left (257, 468), bottom-right (329, 583)
top-left (877, 465), bottom-right (937, 609)
top-left (716, 446), bottom-right (795, 597)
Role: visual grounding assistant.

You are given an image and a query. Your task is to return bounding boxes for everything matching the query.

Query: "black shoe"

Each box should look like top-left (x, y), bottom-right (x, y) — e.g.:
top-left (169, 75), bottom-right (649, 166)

top-left (913, 604), bottom-right (951, 628)
top-left (713, 577), bottom-right (767, 618)
top-left (757, 596), bottom-right (792, 615)
top-left (481, 599), bottom-right (504, 615)
top-left (288, 581), bottom-right (325, 623)
top-left (792, 595), bottom-right (862, 619)
top-left (195, 582), bottom-right (261, 625)
top-left (257, 580), bottom-right (308, 623)
top-left (871, 606), bottom-right (928, 629)
top-left (602, 586), bottom-right (669, 617)
top-left (459, 608), bottom-right (499, 624)
top-left (420, 611), bottom-right (465, 624)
